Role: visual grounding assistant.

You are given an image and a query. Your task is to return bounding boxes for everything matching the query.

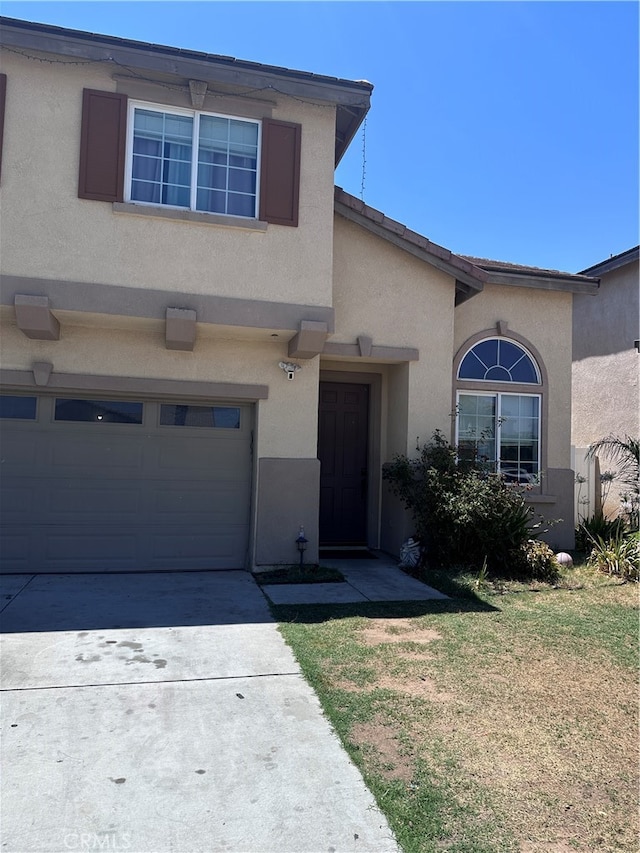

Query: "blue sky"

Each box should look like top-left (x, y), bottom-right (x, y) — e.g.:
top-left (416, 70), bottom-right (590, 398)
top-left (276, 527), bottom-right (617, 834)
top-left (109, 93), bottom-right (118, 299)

top-left (2, 1), bottom-right (638, 272)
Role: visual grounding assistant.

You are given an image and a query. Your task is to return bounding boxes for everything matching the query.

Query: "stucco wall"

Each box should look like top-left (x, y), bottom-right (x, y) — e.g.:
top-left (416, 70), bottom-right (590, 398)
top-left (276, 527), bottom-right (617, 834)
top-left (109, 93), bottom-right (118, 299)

top-left (0, 315), bottom-right (319, 460)
top-left (453, 284), bottom-right (575, 548)
top-left (454, 284), bottom-right (573, 471)
top-left (331, 215), bottom-right (459, 554)
top-left (572, 260), bottom-right (639, 446)
top-left (0, 51), bottom-right (336, 307)
top-left (572, 259), bottom-right (639, 517)
top-left (332, 215), bottom-right (456, 454)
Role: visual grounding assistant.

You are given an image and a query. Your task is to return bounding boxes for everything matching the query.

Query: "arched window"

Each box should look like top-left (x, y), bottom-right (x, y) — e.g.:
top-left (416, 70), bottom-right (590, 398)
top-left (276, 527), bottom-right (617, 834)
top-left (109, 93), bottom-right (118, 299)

top-left (456, 338), bottom-right (542, 484)
top-left (458, 338), bottom-right (540, 383)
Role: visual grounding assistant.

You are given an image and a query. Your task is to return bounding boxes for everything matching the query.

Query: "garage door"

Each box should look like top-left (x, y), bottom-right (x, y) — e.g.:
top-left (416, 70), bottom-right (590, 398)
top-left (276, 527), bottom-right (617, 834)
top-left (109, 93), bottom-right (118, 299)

top-left (0, 394), bottom-right (253, 572)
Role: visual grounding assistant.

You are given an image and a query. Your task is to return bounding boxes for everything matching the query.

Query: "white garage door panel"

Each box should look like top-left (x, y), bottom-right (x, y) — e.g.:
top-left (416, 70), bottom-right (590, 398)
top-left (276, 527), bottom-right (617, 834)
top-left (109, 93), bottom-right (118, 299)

top-left (0, 397), bottom-right (253, 572)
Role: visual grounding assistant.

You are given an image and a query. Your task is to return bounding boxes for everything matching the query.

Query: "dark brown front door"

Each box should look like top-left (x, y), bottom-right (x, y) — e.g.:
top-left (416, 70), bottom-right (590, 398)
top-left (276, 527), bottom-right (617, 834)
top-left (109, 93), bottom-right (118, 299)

top-left (318, 382), bottom-right (369, 545)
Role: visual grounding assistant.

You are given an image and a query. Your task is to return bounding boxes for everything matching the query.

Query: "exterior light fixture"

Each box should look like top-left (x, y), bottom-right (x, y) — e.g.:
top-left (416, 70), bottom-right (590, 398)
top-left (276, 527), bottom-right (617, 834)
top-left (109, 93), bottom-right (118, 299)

top-left (279, 361), bottom-right (301, 381)
top-left (295, 525), bottom-right (308, 569)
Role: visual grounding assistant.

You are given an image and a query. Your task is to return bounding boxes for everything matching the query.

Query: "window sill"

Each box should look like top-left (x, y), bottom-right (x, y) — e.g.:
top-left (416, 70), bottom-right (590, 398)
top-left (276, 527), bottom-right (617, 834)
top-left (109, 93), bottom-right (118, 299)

top-left (112, 202), bottom-right (268, 232)
top-left (525, 494), bottom-right (557, 504)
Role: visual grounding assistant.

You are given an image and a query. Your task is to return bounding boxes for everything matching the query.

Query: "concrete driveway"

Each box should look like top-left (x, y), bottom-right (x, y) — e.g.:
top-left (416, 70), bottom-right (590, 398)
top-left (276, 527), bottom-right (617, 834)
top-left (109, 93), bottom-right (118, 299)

top-left (1, 571), bottom-right (399, 853)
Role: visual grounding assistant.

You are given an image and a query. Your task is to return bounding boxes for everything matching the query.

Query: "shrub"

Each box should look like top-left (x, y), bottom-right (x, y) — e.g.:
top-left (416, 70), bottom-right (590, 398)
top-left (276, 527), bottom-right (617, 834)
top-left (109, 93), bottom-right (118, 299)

top-left (575, 513), bottom-right (627, 553)
top-left (586, 532), bottom-right (640, 582)
top-left (511, 539), bottom-right (560, 583)
top-left (383, 431), bottom-right (551, 579)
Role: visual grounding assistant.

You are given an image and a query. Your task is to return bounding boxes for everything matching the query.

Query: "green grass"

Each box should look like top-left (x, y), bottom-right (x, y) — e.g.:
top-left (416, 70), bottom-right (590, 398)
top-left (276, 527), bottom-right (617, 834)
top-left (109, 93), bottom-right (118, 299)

top-left (254, 563), bottom-right (345, 585)
top-left (272, 566), bottom-right (639, 853)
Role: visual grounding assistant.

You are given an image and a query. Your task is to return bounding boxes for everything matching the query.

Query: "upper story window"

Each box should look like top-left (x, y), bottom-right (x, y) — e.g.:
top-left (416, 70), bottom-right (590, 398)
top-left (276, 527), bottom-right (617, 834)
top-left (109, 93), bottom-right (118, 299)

top-left (127, 104), bottom-right (260, 218)
top-left (78, 89), bottom-right (301, 227)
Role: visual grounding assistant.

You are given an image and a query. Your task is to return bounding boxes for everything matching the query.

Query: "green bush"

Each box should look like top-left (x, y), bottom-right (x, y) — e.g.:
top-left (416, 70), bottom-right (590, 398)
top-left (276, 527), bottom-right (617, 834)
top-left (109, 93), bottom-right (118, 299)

top-left (383, 431), bottom-right (552, 579)
top-left (512, 539), bottom-right (560, 583)
top-left (575, 513), bottom-right (627, 553)
top-left (586, 532), bottom-right (639, 582)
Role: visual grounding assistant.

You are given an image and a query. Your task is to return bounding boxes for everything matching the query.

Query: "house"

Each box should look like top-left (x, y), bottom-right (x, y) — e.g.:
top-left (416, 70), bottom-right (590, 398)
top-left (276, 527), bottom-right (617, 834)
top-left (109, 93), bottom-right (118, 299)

top-left (571, 246), bottom-right (640, 520)
top-left (0, 17), bottom-right (599, 573)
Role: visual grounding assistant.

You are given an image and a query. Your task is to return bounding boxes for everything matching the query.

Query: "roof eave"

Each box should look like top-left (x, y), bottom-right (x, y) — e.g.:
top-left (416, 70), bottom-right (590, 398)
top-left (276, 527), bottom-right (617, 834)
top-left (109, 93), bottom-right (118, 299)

top-left (334, 189), bottom-right (487, 294)
top-left (0, 16), bottom-right (372, 165)
top-left (579, 246), bottom-right (639, 277)
top-left (483, 270), bottom-right (600, 294)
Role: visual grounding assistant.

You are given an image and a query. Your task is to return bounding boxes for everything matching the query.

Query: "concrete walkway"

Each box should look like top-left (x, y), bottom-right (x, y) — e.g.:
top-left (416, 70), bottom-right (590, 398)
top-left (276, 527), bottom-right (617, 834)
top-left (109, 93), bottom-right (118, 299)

top-left (1, 570), bottom-right (400, 853)
top-left (262, 553), bottom-right (448, 605)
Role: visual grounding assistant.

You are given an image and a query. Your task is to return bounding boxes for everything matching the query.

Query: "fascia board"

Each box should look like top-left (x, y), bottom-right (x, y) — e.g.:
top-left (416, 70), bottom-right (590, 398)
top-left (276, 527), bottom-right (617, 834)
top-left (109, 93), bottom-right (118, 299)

top-left (335, 203), bottom-right (486, 292)
top-left (485, 270), bottom-right (600, 294)
top-left (0, 22), bottom-right (372, 108)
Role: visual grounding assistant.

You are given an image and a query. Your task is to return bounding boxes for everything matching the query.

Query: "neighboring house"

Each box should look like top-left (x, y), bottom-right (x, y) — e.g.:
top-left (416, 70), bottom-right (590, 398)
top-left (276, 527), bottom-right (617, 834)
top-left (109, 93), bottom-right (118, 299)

top-left (572, 246), bottom-right (640, 520)
top-left (0, 17), bottom-right (599, 573)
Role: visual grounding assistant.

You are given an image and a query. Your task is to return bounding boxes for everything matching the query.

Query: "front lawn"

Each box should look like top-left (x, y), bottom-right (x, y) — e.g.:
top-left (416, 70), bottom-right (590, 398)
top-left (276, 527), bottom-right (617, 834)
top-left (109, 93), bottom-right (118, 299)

top-left (273, 567), bottom-right (639, 853)
top-left (254, 564), bottom-right (345, 585)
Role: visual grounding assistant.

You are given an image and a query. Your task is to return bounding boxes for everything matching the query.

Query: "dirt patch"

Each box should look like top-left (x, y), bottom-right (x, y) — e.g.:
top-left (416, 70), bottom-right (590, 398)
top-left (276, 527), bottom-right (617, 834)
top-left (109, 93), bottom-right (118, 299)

top-left (332, 669), bottom-right (453, 702)
top-left (350, 717), bottom-right (414, 783)
top-left (353, 611), bottom-right (638, 850)
top-left (396, 649), bottom-right (435, 662)
top-left (359, 618), bottom-right (442, 646)
top-left (423, 648), bottom-right (639, 852)
top-left (521, 842), bottom-right (574, 853)
top-left (375, 673), bottom-right (455, 701)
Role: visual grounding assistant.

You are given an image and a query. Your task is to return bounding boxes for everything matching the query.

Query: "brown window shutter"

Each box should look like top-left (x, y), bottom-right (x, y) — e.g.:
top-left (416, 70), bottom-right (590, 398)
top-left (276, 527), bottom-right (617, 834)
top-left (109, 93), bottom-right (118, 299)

top-left (0, 74), bottom-right (7, 183)
top-left (78, 89), bottom-right (127, 202)
top-left (259, 119), bottom-right (301, 226)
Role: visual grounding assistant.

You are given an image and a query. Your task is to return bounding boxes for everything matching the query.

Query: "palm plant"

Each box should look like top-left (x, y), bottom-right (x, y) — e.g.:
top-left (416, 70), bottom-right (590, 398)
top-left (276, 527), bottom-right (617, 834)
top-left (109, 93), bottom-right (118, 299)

top-left (587, 434), bottom-right (639, 526)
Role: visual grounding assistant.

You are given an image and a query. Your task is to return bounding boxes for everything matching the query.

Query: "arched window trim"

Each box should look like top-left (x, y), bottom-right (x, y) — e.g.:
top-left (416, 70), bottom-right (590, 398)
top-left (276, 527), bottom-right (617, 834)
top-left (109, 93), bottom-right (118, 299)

top-left (452, 330), bottom-right (549, 488)
top-left (457, 336), bottom-right (541, 385)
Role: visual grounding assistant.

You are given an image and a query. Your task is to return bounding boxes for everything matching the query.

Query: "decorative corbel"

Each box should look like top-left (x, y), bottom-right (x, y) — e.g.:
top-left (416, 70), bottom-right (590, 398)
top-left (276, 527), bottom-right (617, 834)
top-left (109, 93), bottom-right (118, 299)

top-left (357, 335), bottom-right (373, 357)
top-left (33, 361), bottom-right (53, 386)
top-left (288, 320), bottom-right (329, 359)
top-left (166, 308), bottom-right (197, 351)
top-left (496, 320), bottom-right (509, 336)
top-left (189, 80), bottom-right (208, 109)
top-left (15, 295), bottom-right (60, 340)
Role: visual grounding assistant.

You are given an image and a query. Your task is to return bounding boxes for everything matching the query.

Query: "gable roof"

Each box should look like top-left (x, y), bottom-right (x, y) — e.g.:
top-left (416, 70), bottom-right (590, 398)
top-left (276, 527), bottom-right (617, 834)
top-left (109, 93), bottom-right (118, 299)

top-left (578, 245), bottom-right (639, 276)
top-left (334, 187), bottom-right (488, 304)
top-left (334, 188), bottom-right (600, 300)
top-left (0, 16), bottom-right (372, 165)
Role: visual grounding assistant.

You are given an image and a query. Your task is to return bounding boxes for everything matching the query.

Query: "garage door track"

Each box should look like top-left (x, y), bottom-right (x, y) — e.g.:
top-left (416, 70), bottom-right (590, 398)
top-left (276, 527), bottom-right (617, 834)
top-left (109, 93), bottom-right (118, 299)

top-left (1, 571), bottom-right (399, 853)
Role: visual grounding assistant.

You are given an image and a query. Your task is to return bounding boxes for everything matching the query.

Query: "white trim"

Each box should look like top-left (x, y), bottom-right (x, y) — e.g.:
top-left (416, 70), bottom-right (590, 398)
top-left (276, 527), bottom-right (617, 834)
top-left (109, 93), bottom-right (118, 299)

top-left (457, 337), bottom-right (541, 384)
top-left (455, 390), bottom-right (542, 482)
top-left (125, 100), bottom-right (262, 220)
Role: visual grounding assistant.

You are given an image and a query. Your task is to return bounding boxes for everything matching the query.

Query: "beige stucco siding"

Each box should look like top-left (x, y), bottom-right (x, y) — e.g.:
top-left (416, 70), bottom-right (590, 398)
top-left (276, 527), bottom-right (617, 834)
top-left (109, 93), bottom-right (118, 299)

top-left (0, 316), bottom-right (318, 460)
top-left (454, 284), bottom-right (573, 471)
top-left (332, 215), bottom-right (456, 456)
top-left (0, 52), bottom-right (336, 306)
top-left (572, 260), bottom-right (639, 448)
top-left (572, 259), bottom-right (639, 518)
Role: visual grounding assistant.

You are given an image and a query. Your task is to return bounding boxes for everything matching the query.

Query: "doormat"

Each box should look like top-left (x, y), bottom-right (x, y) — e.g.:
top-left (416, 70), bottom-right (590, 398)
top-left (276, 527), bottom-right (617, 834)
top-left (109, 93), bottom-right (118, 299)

top-left (319, 549), bottom-right (378, 560)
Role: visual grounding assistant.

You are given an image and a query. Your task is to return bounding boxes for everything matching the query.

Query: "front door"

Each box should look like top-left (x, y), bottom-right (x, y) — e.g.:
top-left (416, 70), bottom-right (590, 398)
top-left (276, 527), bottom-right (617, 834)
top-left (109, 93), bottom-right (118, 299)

top-left (318, 382), bottom-right (369, 545)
